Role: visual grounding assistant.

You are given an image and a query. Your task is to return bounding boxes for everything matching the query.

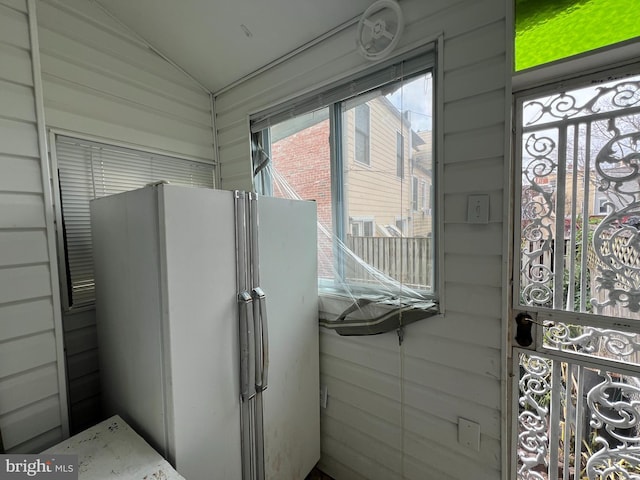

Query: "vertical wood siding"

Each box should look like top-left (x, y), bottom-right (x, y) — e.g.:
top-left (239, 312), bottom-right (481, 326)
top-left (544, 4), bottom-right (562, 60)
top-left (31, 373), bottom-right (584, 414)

top-left (33, 0), bottom-right (214, 433)
top-left (215, 0), bottom-right (507, 478)
top-left (0, 0), bottom-right (67, 453)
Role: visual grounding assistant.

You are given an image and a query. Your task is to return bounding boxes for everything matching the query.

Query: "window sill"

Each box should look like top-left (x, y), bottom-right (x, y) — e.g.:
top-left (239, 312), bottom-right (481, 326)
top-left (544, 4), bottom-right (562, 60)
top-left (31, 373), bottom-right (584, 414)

top-left (318, 289), bottom-right (439, 336)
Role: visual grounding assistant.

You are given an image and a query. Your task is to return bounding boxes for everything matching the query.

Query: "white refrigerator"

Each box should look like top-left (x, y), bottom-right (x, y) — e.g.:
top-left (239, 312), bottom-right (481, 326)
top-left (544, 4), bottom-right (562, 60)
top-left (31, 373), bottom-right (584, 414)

top-left (90, 184), bottom-right (320, 480)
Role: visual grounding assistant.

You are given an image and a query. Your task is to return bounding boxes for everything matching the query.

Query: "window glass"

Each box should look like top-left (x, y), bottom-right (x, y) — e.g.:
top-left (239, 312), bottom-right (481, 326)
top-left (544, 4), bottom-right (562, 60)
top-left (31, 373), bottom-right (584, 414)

top-left (254, 68), bottom-right (434, 296)
top-left (515, 0), bottom-right (640, 71)
top-left (363, 220), bottom-right (374, 237)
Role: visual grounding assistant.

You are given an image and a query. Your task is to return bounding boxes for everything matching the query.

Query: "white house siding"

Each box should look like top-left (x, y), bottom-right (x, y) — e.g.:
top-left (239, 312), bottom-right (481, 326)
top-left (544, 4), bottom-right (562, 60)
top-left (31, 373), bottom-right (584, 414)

top-left (0, 0), bottom-right (68, 453)
top-left (215, 0), bottom-right (507, 478)
top-left (34, 0), bottom-right (214, 433)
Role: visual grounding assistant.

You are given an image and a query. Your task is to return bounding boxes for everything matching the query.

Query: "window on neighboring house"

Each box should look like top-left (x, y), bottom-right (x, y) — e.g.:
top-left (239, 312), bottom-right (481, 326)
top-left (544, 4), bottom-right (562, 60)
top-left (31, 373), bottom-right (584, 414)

top-left (411, 176), bottom-right (419, 211)
top-left (395, 218), bottom-right (408, 235)
top-left (53, 135), bottom-right (214, 310)
top-left (421, 180), bottom-right (428, 212)
top-left (396, 132), bottom-right (404, 178)
top-left (250, 49), bottom-right (436, 300)
top-left (597, 197), bottom-right (609, 214)
top-left (350, 218), bottom-right (374, 237)
top-left (355, 104), bottom-right (370, 165)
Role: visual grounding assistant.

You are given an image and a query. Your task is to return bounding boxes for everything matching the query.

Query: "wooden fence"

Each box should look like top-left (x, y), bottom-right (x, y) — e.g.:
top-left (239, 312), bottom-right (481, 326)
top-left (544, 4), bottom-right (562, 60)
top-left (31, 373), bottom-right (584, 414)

top-left (346, 235), bottom-right (432, 288)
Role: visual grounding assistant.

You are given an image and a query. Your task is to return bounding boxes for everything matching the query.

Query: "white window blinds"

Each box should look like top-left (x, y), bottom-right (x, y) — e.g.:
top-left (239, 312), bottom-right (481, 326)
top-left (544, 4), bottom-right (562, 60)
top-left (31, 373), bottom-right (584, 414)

top-left (55, 135), bottom-right (215, 309)
top-left (250, 46), bottom-right (435, 133)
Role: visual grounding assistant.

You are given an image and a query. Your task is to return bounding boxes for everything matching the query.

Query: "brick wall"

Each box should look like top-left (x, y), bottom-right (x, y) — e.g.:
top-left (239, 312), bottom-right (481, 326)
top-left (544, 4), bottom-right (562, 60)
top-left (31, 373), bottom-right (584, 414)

top-left (271, 119), bottom-right (334, 277)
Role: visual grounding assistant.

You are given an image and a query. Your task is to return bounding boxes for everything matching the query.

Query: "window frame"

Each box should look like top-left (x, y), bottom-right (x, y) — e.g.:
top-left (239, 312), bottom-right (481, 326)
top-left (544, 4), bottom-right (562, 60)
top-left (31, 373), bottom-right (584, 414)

top-left (596, 196), bottom-right (608, 214)
top-left (350, 217), bottom-right (375, 237)
top-left (250, 47), bottom-right (440, 302)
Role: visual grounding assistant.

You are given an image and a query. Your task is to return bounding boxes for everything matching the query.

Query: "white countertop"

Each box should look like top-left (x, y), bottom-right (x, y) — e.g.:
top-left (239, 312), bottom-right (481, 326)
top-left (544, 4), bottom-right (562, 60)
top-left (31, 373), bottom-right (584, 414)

top-left (43, 416), bottom-right (185, 480)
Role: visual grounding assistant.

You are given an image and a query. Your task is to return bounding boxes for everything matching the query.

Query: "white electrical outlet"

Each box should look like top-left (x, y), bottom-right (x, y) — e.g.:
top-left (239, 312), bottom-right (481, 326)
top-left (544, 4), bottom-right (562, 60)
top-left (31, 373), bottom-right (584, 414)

top-left (458, 417), bottom-right (480, 451)
top-left (320, 384), bottom-right (328, 409)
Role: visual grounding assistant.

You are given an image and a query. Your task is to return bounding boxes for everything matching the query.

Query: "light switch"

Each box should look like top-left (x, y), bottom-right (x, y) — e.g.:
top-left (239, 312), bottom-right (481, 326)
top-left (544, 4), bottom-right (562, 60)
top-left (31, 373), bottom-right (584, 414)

top-left (458, 417), bottom-right (481, 451)
top-left (467, 194), bottom-right (489, 224)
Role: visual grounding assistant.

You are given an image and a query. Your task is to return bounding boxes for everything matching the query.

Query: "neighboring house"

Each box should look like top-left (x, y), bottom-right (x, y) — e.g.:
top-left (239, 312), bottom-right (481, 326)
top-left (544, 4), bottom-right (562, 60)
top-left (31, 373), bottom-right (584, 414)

top-left (343, 98), bottom-right (433, 239)
top-left (269, 97), bottom-right (433, 286)
top-left (270, 97), bottom-right (433, 239)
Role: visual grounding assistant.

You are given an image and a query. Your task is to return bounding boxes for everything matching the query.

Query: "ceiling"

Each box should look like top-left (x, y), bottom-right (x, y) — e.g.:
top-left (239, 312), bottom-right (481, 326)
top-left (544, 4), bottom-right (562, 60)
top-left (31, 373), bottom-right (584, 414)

top-left (96, 0), bottom-right (374, 93)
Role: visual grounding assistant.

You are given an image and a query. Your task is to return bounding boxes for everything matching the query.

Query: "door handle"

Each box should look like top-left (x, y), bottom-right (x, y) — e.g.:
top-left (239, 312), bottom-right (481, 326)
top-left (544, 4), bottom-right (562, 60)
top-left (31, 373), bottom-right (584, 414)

top-left (252, 287), bottom-right (269, 391)
top-left (239, 290), bottom-right (256, 401)
top-left (515, 312), bottom-right (534, 347)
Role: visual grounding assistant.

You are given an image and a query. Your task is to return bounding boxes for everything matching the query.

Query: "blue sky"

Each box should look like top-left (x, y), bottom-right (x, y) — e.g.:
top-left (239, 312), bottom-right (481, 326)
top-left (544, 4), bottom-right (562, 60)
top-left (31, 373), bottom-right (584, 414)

top-left (386, 72), bottom-right (433, 132)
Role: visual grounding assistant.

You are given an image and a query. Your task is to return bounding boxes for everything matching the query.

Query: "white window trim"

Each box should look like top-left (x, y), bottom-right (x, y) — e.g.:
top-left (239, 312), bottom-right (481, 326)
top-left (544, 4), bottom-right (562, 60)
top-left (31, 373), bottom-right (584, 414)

top-left (350, 216), bottom-right (375, 237)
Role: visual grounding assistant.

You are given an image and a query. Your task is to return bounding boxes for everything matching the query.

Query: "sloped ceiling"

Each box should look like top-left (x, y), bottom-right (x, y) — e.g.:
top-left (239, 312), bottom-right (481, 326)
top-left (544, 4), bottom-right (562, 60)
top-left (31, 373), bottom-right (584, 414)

top-left (96, 0), bottom-right (374, 93)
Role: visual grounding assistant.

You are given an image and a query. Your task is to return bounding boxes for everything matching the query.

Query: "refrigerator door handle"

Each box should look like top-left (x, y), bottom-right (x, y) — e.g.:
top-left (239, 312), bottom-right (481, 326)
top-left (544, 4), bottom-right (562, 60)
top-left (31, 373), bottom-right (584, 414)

top-left (239, 290), bottom-right (256, 401)
top-left (252, 287), bottom-right (269, 391)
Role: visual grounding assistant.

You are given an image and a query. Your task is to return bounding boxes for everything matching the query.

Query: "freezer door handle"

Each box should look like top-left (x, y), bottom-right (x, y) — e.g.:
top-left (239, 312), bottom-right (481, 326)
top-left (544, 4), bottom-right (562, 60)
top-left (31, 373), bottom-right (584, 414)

top-left (252, 287), bottom-right (269, 391)
top-left (239, 291), bottom-right (256, 401)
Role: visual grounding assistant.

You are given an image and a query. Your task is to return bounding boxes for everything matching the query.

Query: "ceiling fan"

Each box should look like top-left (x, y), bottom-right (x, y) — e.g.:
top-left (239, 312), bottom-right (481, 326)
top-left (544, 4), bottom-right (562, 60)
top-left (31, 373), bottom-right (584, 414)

top-left (356, 0), bottom-right (404, 61)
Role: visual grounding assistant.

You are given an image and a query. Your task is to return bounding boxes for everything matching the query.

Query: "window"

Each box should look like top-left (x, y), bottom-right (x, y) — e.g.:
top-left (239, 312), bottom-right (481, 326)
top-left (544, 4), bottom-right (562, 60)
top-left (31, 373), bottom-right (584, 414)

top-left (421, 180), bottom-right (428, 211)
top-left (395, 218), bottom-right (407, 235)
top-left (515, 0), bottom-right (640, 71)
top-left (411, 176), bottom-right (419, 211)
top-left (250, 49), bottom-right (436, 299)
top-left (354, 104), bottom-right (370, 165)
top-left (597, 196), bottom-right (608, 214)
top-left (350, 218), bottom-right (374, 237)
top-left (54, 135), bottom-right (214, 309)
top-left (396, 132), bottom-right (404, 178)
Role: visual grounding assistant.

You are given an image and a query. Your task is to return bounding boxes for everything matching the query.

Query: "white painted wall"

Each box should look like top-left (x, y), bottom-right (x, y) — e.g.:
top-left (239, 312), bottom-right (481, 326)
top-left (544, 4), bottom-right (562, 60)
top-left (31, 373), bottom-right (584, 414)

top-left (215, 0), bottom-right (508, 478)
top-left (34, 0), bottom-right (215, 434)
top-left (0, 0), bottom-right (68, 453)
top-left (0, 0), bottom-right (214, 446)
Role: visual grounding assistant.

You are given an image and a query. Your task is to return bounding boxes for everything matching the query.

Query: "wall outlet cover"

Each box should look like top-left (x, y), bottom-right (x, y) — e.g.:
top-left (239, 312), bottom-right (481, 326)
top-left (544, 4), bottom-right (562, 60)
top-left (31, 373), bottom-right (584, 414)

top-left (458, 417), bottom-right (480, 451)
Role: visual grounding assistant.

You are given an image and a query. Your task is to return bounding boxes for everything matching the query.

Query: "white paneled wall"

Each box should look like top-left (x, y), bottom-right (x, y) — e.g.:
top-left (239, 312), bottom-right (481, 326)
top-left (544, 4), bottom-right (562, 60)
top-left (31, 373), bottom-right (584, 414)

top-left (34, 0), bottom-right (215, 434)
top-left (0, 0), bottom-right (67, 453)
top-left (215, 0), bottom-right (508, 478)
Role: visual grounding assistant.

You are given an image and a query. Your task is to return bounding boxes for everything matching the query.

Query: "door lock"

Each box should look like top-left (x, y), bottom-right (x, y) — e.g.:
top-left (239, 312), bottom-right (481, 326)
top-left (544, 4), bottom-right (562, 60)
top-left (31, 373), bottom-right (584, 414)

top-left (515, 312), bottom-right (534, 347)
